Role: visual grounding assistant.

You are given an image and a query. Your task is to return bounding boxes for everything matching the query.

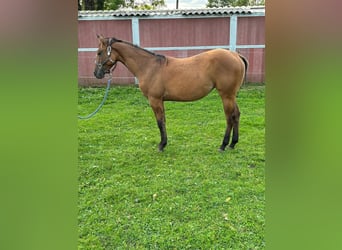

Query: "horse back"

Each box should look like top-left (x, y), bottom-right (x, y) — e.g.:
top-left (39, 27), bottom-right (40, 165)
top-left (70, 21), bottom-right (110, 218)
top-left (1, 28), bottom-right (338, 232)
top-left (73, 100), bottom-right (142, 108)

top-left (145, 49), bottom-right (245, 101)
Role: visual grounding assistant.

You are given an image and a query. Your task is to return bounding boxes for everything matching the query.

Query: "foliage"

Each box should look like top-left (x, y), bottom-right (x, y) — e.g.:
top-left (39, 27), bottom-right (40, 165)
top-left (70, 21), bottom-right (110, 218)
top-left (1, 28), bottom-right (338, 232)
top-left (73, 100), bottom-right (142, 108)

top-left (78, 84), bottom-right (265, 249)
top-left (80, 0), bottom-right (165, 10)
top-left (117, 0), bottom-right (165, 10)
top-left (80, 0), bottom-right (264, 10)
top-left (207, 0), bottom-right (264, 8)
top-left (131, 0), bottom-right (166, 10)
top-left (207, 0), bottom-right (246, 8)
top-left (104, 0), bottom-right (125, 10)
top-left (83, 0), bottom-right (95, 10)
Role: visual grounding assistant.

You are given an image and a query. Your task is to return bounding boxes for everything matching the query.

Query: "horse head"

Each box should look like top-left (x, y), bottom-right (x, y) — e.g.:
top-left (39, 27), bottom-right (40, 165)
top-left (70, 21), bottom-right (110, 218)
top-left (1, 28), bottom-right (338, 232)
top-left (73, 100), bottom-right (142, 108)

top-left (94, 34), bottom-right (119, 79)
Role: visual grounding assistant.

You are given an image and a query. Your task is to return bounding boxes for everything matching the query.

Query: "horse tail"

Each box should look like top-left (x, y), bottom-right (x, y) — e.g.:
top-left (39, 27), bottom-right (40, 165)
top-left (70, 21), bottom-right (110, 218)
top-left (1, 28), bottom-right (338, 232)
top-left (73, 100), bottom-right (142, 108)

top-left (238, 54), bottom-right (248, 84)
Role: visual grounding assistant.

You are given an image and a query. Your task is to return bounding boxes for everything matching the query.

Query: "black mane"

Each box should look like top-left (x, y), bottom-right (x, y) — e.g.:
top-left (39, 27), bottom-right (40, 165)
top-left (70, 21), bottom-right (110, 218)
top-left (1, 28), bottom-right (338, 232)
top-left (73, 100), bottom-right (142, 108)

top-left (108, 37), bottom-right (166, 64)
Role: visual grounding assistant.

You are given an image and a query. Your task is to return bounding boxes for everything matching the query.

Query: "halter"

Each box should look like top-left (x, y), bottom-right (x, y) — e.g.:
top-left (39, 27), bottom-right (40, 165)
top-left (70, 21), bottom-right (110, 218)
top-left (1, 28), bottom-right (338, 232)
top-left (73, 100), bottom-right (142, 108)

top-left (95, 44), bottom-right (117, 73)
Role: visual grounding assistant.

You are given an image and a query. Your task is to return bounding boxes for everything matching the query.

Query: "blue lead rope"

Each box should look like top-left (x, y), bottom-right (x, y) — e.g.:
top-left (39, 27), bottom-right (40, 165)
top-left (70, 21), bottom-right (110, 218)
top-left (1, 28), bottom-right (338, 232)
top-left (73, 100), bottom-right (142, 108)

top-left (78, 77), bottom-right (111, 120)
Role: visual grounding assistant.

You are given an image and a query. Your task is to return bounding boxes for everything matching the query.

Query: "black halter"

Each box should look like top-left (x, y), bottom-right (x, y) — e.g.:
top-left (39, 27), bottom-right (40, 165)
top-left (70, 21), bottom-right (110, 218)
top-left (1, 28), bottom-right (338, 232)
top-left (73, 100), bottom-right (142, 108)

top-left (95, 42), bottom-right (117, 73)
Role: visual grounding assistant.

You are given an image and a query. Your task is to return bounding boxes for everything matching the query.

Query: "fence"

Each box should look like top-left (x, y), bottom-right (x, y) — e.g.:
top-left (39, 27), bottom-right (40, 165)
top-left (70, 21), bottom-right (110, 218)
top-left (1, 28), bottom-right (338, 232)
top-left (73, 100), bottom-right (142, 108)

top-left (78, 7), bottom-right (265, 86)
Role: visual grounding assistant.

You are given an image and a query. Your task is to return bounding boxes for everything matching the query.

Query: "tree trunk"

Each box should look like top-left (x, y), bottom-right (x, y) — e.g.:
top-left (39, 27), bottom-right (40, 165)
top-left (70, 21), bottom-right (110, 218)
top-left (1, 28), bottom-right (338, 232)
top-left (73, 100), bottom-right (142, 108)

top-left (96, 0), bottom-right (105, 10)
top-left (84, 0), bottom-right (95, 10)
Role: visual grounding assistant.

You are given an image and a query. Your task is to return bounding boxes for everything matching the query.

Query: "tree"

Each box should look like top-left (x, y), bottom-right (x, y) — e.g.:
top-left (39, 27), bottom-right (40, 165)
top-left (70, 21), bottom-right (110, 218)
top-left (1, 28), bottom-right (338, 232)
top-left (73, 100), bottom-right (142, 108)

top-left (81, 0), bottom-right (112, 10)
top-left (207, 0), bottom-right (253, 8)
top-left (97, 0), bottom-right (105, 9)
top-left (84, 0), bottom-right (95, 10)
top-left (80, 0), bottom-right (166, 10)
top-left (104, 0), bottom-right (125, 10)
top-left (104, 0), bottom-right (165, 10)
top-left (125, 0), bottom-right (166, 10)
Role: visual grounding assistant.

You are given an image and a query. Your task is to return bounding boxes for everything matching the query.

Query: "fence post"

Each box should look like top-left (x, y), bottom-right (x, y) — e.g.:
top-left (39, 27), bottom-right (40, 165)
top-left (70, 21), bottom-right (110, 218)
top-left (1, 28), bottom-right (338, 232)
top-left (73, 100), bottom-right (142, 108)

top-left (131, 18), bottom-right (140, 46)
top-left (229, 15), bottom-right (238, 52)
top-left (131, 18), bottom-right (140, 84)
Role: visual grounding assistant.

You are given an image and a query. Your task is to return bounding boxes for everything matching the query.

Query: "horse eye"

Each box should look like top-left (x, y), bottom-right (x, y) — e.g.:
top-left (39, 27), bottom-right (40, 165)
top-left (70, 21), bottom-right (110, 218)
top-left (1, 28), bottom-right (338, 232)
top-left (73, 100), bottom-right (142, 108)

top-left (97, 51), bottom-right (101, 56)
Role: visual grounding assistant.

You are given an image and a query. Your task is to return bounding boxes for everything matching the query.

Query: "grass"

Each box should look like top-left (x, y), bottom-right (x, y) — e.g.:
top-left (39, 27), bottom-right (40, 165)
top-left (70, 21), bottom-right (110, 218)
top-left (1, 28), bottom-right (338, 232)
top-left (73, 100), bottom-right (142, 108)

top-left (78, 84), bottom-right (265, 249)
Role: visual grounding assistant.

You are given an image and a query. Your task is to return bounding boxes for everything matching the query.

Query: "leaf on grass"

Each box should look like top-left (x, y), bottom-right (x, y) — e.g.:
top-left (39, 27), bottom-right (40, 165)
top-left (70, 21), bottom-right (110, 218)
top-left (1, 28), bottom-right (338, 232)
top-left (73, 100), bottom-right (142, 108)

top-left (225, 197), bottom-right (231, 203)
top-left (152, 193), bottom-right (157, 201)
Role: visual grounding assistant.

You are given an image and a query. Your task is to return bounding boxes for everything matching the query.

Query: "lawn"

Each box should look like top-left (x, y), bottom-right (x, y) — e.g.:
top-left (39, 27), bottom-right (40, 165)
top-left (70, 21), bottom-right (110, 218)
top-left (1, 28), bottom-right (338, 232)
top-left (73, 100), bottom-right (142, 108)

top-left (78, 84), bottom-right (265, 249)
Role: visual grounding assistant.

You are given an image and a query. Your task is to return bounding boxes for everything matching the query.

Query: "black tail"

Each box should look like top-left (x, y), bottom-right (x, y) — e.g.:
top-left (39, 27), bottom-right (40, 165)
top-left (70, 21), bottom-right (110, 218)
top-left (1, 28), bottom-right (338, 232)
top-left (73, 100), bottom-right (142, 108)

top-left (239, 54), bottom-right (248, 84)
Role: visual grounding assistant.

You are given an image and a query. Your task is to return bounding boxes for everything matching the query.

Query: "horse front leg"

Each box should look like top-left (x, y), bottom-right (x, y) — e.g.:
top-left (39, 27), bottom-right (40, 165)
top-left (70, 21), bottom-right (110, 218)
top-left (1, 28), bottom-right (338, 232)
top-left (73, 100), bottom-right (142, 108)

top-left (149, 97), bottom-right (167, 152)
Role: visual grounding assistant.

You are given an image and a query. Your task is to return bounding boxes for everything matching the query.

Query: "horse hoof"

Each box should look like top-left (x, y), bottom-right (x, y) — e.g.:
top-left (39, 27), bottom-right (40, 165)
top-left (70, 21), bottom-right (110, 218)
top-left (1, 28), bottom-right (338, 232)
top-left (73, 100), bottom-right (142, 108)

top-left (158, 142), bottom-right (167, 152)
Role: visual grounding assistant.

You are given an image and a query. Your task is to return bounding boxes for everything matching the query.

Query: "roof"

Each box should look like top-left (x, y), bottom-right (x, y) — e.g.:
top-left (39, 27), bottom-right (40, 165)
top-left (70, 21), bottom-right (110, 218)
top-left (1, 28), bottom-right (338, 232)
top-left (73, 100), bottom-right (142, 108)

top-left (78, 6), bottom-right (265, 19)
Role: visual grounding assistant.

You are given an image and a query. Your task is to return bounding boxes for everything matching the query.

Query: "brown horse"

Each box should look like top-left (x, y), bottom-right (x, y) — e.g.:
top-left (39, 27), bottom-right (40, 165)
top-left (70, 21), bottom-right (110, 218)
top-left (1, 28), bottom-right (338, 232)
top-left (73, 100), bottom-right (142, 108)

top-left (94, 35), bottom-right (248, 152)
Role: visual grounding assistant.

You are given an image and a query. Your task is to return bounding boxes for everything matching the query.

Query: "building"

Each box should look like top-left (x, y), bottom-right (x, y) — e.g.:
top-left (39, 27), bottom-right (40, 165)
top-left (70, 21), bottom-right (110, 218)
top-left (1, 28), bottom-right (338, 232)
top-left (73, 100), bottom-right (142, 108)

top-left (78, 6), bottom-right (265, 86)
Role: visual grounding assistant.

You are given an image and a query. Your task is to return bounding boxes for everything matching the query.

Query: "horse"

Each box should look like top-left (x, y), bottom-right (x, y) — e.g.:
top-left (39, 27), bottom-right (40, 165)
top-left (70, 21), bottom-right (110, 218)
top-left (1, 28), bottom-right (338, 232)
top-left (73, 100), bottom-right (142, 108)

top-left (94, 35), bottom-right (248, 152)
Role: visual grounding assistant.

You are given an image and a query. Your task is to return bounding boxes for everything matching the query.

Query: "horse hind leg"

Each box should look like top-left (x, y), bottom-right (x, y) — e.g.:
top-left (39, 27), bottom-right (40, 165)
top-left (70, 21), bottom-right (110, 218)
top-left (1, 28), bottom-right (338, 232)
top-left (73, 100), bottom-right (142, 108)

top-left (219, 97), bottom-right (238, 151)
top-left (229, 102), bottom-right (240, 149)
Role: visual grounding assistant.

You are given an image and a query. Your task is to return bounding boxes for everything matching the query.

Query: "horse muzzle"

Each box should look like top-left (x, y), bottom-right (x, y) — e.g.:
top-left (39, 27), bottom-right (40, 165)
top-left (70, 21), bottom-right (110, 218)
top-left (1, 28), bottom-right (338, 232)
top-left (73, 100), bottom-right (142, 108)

top-left (94, 61), bottom-right (117, 79)
top-left (94, 70), bottom-right (104, 79)
top-left (94, 67), bottom-right (109, 79)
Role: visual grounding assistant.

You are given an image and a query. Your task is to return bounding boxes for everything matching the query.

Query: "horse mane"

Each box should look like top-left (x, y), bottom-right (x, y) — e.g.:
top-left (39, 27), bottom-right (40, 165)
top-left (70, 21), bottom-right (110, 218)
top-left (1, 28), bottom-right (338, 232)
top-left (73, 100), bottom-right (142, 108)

top-left (108, 37), bottom-right (167, 65)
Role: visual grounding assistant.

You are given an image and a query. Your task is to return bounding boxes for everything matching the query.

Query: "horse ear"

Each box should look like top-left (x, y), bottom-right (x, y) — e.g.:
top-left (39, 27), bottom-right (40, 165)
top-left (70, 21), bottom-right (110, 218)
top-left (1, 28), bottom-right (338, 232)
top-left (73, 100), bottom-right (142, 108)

top-left (97, 34), bottom-right (105, 44)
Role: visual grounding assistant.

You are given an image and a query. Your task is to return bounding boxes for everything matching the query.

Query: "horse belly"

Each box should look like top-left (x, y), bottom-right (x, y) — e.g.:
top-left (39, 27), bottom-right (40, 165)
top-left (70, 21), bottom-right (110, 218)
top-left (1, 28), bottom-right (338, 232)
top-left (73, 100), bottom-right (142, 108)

top-left (161, 57), bottom-right (219, 101)
top-left (163, 75), bottom-right (214, 101)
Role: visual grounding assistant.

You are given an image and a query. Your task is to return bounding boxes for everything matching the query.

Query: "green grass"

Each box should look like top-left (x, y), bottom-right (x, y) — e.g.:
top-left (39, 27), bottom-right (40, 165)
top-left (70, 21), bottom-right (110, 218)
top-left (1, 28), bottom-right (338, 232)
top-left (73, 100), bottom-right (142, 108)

top-left (78, 84), bottom-right (265, 249)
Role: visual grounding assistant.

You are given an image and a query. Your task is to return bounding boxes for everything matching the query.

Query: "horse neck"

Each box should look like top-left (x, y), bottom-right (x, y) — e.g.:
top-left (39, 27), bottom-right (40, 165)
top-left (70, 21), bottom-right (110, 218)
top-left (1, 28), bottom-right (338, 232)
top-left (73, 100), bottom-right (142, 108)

top-left (113, 42), bottom-right (155, 78)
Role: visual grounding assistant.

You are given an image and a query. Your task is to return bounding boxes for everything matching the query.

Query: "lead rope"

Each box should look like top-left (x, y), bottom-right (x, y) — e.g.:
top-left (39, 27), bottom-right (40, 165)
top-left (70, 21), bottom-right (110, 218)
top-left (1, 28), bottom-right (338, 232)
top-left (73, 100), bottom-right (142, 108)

top-left (78, 65), bottom-right (116, 119)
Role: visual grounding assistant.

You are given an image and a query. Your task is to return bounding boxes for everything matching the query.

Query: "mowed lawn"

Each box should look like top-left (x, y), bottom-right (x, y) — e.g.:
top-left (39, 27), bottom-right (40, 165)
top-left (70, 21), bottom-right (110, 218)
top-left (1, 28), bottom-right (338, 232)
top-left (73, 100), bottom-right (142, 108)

top-left (78, 84), bottom-right (265, 249)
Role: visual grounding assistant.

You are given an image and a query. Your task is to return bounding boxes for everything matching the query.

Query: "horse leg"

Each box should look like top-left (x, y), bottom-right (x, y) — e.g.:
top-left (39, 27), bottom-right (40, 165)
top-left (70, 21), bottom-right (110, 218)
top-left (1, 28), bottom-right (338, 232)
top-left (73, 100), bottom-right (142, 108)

top-left (219, 96), bottom-right (236, 151)
top-left (229, 102), bottom-right (240, 149)
top-left (149, 97), bottom-right (167, 152)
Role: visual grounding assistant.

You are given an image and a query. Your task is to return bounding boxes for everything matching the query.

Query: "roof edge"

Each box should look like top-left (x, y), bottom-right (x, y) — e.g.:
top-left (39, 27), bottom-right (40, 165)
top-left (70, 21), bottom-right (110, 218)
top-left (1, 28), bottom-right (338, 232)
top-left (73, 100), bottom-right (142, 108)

top-left (78, 6), bottom-right (265, 18)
